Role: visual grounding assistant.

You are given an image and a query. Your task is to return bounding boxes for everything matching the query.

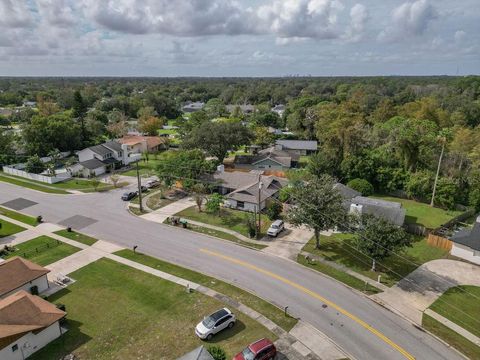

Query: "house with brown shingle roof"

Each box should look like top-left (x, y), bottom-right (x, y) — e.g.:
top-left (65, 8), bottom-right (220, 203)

top-left (0, 257), bottom-right (50, 299)
top-left (118, 135), bottom-right (167, 154)
top-left (0, 290), bottom-right (66, 360)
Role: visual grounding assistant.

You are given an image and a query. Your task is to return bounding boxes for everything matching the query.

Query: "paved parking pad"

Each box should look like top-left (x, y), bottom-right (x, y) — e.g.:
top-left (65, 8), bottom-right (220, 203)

top-left (2, 197), bottom-right (38, 210)
top-left (58, 215), bottom-right (98, 230)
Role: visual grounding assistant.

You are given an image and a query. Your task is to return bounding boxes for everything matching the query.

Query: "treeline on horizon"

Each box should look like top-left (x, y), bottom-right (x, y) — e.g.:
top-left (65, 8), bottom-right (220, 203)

top-left (0, 75), bottom-right (479, 212)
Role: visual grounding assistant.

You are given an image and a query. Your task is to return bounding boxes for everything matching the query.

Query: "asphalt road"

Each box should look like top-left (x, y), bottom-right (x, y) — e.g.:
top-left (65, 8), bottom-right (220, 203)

top-left (0, 182), bottom-right (465, 360)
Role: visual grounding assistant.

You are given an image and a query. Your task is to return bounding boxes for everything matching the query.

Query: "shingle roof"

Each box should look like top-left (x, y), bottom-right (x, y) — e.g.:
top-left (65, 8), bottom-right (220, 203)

top-left (79, 158), bottom-right (106, 170)
top-left (234, 146), bottom-right (299, 168)
top-left (350, 196), bottom-right (406, 226)
top-left (451, 217), bottom-right (480, 251)
top-left (0, 257), bottom-right (50, 297)
top-left (177, 346), bottom-right (214, 360)
top-left (227, 175), bottom-right (287, 203)
top-left (276, 140), bottom-right (318, 151)
top-left (88, 144), bottom-right (111, 156)
top-left (103, 140), bottom-right (123, 153)
top-left (0, 290), bottom-right (65, 349)
top-left (334, 183), bottom-right (361, 200)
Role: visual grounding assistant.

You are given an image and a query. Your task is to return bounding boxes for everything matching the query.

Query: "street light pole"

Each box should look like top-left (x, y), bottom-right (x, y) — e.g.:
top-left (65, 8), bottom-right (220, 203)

top-left (136, 160), bottom-right (143, 212)
top-left (258, 181), bottom-right (263, 237)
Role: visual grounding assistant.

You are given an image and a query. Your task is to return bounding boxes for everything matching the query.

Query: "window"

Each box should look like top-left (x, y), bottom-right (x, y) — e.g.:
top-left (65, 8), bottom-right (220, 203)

top-left (215, 315), bottom-right (231, 327)
top-left (12, 344), bottom-right (18, 352)
top-left (237, 201), bottom-right (245, 209)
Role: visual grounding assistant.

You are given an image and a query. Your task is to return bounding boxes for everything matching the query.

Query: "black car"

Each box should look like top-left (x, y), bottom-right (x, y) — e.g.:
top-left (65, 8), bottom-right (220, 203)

top-left (121, 191), bottom-right (137, 201)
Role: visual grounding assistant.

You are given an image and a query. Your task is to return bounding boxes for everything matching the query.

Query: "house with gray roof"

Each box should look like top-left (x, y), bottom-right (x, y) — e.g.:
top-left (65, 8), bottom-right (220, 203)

top-left (275, 140), bottom-right (318, 155)
top-left (182, 102), bottom-right (205, 113)
top-left (335, 183), bottom-right (406, 226)
top-left (202, 168), bottom-right (287, 211)
top-left (450, 216), bottom-right (480, 265)
top-left (177, 346), bottom-right (214, 360)
top-left (233, 145), bottom-right (300, 171)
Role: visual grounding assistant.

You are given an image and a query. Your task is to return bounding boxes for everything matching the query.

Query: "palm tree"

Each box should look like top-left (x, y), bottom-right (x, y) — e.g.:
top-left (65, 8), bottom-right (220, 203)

top-left (431, 129), bottom-right (452, 207)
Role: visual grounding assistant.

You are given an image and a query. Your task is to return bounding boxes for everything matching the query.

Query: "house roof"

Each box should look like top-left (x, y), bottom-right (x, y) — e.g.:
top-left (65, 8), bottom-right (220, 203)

top-left (234, 146), bottom-right (299, 168)
top-left (177, 346), bottom-right (214, 360)
top-left (79, 158), bottom-right (106, 170)
top-left (334, 183), bottom-right (361, 200)
top-left (0, 290), bottom-right (65, 350)
top-left (451, 217), bottom-right (480, 251)
top-left (203, 170), bottom-right (261, 190)
top-left (118, 135), bottom-right (166, 149)
top-left (350, 196), bottom-right (406, 226)
top-left (0, 257), bottom-right (50, 297)
top-left (276, 140), bottom-right (318, 151)
top-left (103, 140), bottom-right (123, 153)
top-left (227, 175), bottom-right (287, 204)
top-left (88, 144), bottom-right (112, 157)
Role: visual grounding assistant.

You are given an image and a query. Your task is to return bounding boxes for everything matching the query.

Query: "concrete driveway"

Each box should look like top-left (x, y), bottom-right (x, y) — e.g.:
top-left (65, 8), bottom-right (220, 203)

top-left (373, 259), bottom-right (480, 324)
top-left (140, 197), bottom-right (195, 223)
top-left (262, 224), bottom-right (313, 260)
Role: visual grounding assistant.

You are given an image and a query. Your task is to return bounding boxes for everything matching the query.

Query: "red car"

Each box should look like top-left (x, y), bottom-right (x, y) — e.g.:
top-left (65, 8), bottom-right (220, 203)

top-left (233, 338), bottom-right (277, 360)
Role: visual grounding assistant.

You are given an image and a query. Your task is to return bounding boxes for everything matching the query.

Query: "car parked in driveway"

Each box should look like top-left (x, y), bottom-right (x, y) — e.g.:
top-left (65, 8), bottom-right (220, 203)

top-left (121, 191), bottom-right (137, 201)
top-left (195, 308), bottom-right (235, 340)
top-left (267, 220), bottom-right (284, 237)
top-left (145, 179), bottom-right (160, 189)
top-left (234, 338), bottom-right (277, 360)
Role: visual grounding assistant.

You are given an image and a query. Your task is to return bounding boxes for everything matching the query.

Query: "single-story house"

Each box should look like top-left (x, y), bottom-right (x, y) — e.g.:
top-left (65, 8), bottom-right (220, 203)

top-left (0, 257), bottom-right (50, 299)
top-left (271, 104), bottom-right (285, 117)
top-left (234, 145), bottom-right (300, 171)
top-left (203, 168), bottom-right (287, 211)
top-left (177, 346), bottom-right (214, 360)
top-left (76, 140), bottom-right (140, 177)
top-left (275, 140), bottom-right (318, 155)
top-left (450, 216), bottom-right (480, 265)
top-left (335, 183), bottom-right (406, 226)
top-left (0, 290), bottom-right (66, 360)
top-left (118, 135), bottom-right (167, 154)
top-left (182, 102), bottom-right (205, 113)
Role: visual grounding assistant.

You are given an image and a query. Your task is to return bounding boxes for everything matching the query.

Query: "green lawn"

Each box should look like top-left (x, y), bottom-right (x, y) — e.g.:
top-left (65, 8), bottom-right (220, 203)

top-left (158, 128), bottom-right (178, 135)
top-left (297, 255), bottom-right (381, 294)
top-left (49, 178), bottom-right (127, 192)
top-left (302, 233), bottom-right (450, 287)
top-left (176, 206), bottom-right (272, 238)
top-left (429, 285), bottom-right (480, 338)
top-left (54, 230), bottom-right (98, 246)
top-left (0, 206), bottom-right (38, 226)
top-left (0, 173), bottom-right (68, 194)
top-left (31, 259), bottom-right (275, 359)
top-left (121, 159), bottom-right (162, 177)
top-left (115, 250), bottom-right (297, 331)
top-left (0, 219), bottom-right (25, 238)
top-left (176, 221), bottom-right (267, 250)
top-left (372, 195), bottom-right (463, 229)
top-left (423, 314), bottom-right (480, 360)
top-left (146, 190), bottom-right (174, 210)
top-left (4, 236), bottom-right (80, 266)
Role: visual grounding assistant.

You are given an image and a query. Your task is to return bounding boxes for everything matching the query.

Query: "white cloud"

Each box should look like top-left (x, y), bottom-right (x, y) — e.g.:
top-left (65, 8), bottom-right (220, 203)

top-left (344, 3), bottom-right (368, 42)
top-left (0, 0), bottom-right (34, 28)
top-left (379, 0), bottom-right (437, 41)
top-left (37, 0), bottom-right (75, 27)
top-left (454, 30), bottom-right (466, 43)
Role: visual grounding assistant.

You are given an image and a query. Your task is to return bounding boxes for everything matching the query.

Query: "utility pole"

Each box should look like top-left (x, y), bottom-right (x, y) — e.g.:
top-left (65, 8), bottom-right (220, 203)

top-left (258, 180), bottom-right (263, 237)
top-left (136, 160), bottom-right (143, 212)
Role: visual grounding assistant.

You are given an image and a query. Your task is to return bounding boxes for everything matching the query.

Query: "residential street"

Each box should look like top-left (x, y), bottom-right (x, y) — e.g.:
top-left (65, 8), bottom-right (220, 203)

top-left (0, 182), bottom-right (465, 360)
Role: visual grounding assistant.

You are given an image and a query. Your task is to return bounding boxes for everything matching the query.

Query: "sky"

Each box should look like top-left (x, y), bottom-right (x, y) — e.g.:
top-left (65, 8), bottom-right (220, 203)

top-left (0, 0), bottom-right (478, 77)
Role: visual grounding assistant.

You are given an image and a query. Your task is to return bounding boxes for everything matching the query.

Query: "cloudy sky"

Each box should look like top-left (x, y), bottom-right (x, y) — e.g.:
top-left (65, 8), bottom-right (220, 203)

top-left (0, 0), bottom-right (478, 76)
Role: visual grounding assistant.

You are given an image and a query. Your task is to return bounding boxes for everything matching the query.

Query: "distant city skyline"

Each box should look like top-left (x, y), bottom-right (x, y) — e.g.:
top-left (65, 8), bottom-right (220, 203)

top-left (0, 0), bottom-right (479, 77)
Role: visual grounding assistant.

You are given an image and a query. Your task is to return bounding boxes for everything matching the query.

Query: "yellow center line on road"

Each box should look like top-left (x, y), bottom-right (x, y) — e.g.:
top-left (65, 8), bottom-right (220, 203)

top-left (199, 248), bottom-right (416, 360)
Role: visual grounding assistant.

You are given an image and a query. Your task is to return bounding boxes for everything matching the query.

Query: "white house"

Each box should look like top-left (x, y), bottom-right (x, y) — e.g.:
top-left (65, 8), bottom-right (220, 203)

top-left (76, 140), bottom-right (141, 177)
top-left (450, 216), bottom-right (480, 265)
top-left (118, 135), bottom-right (167, 154)
top-left (0, 257), bottom-right (50, 299)
top-left (0, 290), bottom-right (66, 360)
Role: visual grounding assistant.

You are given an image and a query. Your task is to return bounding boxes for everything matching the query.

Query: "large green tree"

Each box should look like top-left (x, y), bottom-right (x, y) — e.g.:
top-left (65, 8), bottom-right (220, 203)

top-left (182, 121), bottom-right (253, 162)
top-left (286, 174), bottom-right (347, 249)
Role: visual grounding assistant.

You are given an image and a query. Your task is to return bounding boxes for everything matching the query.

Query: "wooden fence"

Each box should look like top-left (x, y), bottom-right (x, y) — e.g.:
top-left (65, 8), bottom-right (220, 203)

top-left (427, 234), bottom-right (453, 251)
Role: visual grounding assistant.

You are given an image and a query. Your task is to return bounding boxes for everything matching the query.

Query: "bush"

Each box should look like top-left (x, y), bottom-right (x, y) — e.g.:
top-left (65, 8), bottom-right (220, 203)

top-left (434, 178), bottom-right (459, 210)
top-left (244, 213), bottom-right (257, 238)
top-left (208, 345), bottom-right (226, 360)
top-left (25, 155), bottom-right (45, 174)
top-left (347, 178), bottom-right (374, 196)
top-left (206, 193), bottom-right (224, 215)
top-left (266, 201), bottom-right (282, 220)
top-left (468, 188), bottom-right (480, 212)
top-left (405, 170), bottom-right (434, 201)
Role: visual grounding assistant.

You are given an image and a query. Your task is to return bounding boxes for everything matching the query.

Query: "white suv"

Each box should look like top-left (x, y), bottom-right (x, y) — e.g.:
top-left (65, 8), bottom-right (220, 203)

top-left (195, 308), bottom-right (236, 340)
top-left (267, 220), bottom-right (284, 237)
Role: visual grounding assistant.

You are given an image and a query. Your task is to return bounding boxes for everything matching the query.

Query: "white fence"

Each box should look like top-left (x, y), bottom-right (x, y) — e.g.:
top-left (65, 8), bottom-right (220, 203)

top-left (2, 166), bottom-right (72, 184)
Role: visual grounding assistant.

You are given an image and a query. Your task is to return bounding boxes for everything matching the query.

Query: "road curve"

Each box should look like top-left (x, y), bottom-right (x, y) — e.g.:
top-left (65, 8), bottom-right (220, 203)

top-left (0, 182), bottom-right (465, 360)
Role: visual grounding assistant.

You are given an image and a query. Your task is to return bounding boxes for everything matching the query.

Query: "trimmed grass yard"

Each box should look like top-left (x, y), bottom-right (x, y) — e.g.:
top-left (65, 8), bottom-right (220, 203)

top-left (121, 158), bottom-right (162, 177)
top-left (0, 218), bottom-right (25, 238)
top-left (49, 178), bottom-right (128, 192)
top-left (302, 233), bottom-right (451, 287)
top-left (31, 259), bottom-right (276, 359)
top-left (429, 285), bottom-right (480, 338)
top-left (423, 314), bottom-right (480, 360)
top-left (146, 190), bottom-right (174, 210)
top-left (115, 249), bottom-right (297, 332)
top-left (0, 206), bottom-right (38, 226)
top-left (3, 236), bottom-right (80, 266)
top-left (372, 195), bottom-right (463, 229)
top-left (54, 229), bottom-right (98, 246)
top-left (0, 173), bottom-right (68, 194)
top-left (176, 206), bottom-right (272, 238)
